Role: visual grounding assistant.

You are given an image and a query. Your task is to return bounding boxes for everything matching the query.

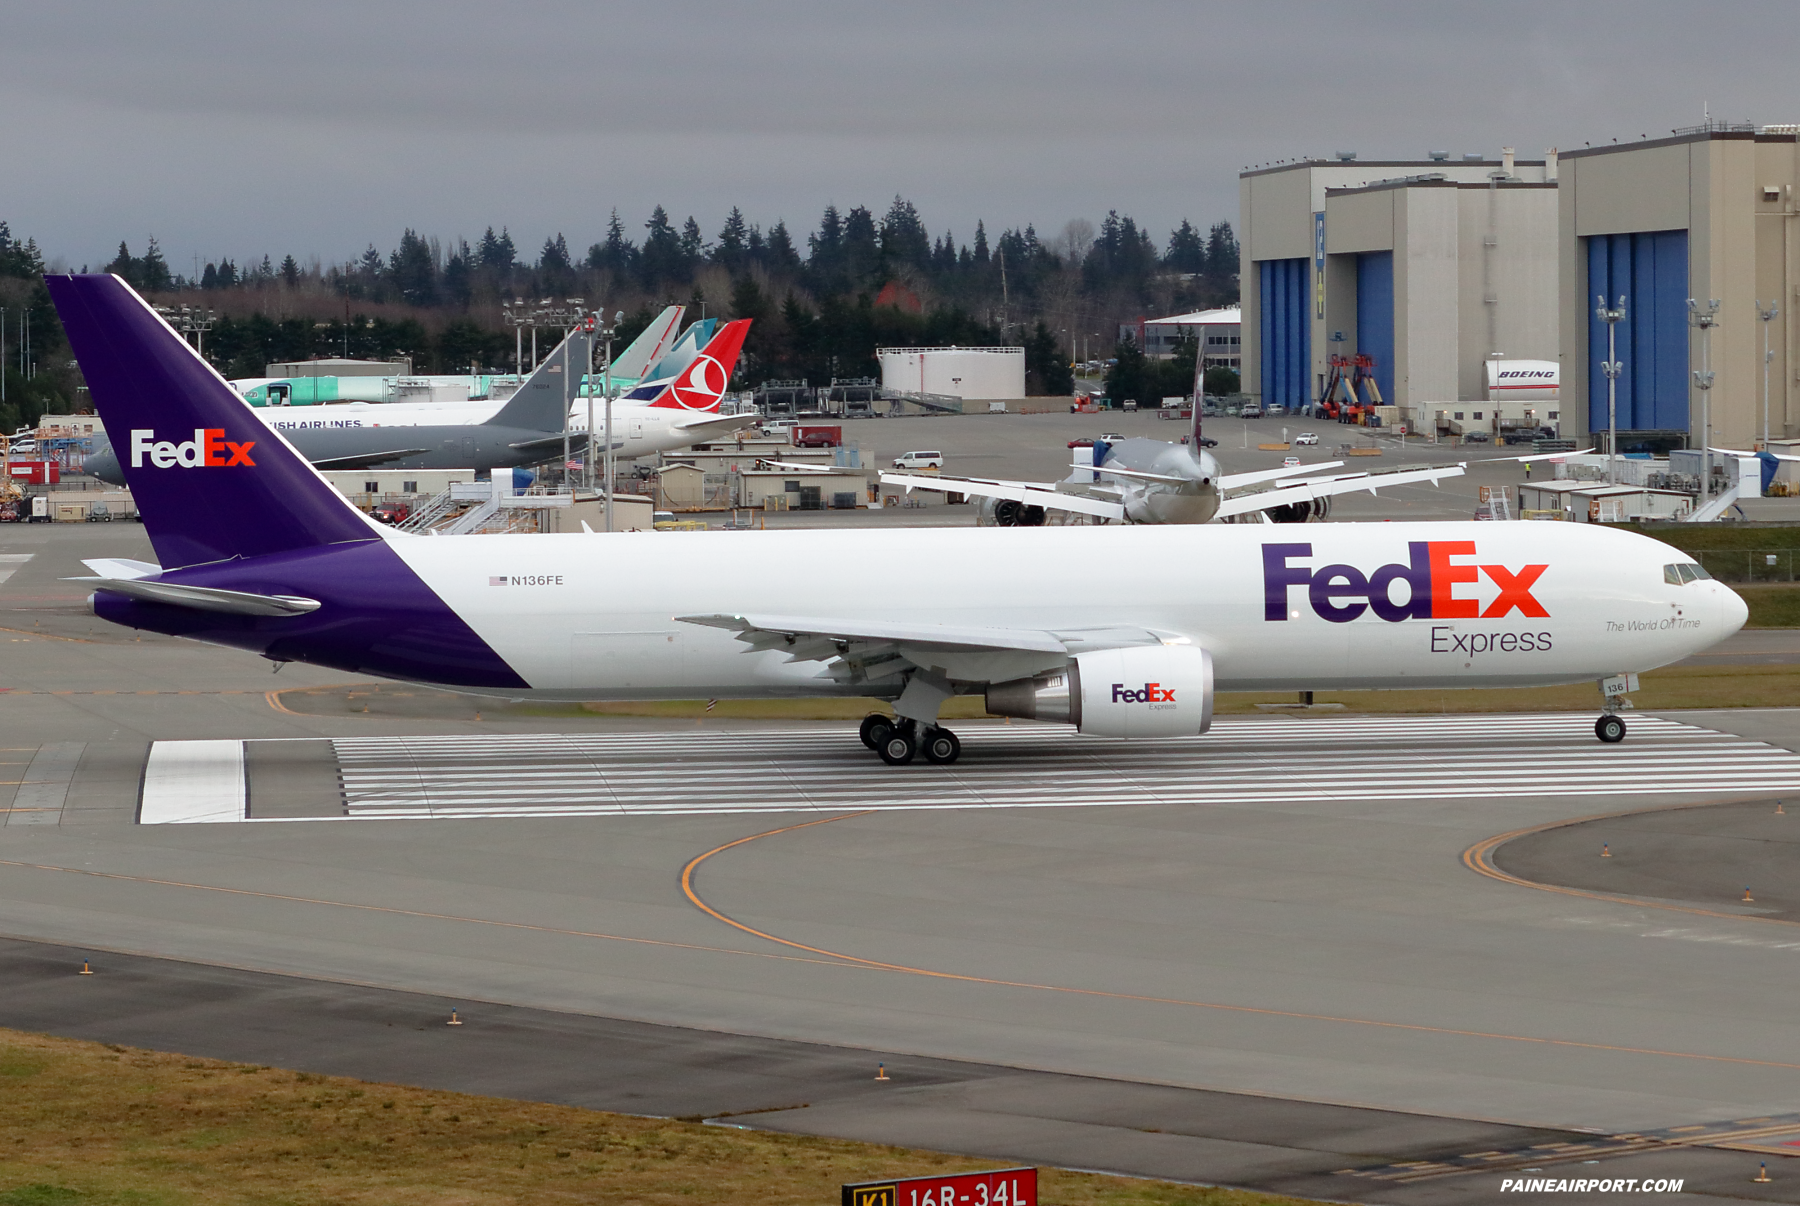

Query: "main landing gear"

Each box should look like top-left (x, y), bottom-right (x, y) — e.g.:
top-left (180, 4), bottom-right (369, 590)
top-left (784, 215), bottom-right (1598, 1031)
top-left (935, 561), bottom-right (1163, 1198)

top-left (859, 714), bottom-right (961, 766)
top-left (1595, 714), bottom-right (1627, 744)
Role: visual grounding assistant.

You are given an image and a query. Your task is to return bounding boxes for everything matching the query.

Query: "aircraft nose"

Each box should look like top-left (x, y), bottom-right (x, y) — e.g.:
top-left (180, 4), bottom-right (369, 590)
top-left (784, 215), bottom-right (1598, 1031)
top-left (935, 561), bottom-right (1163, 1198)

top-left (1719, 582), bottom-right (1749, 636)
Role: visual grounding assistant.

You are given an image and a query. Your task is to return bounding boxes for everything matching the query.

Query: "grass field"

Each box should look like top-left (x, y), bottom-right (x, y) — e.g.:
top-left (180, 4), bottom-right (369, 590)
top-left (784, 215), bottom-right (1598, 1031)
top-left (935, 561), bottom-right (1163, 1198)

top-left (1609, 522), bottom-right (1800, 552)
top-left (0, 1029), bottom-right (1318, 1206)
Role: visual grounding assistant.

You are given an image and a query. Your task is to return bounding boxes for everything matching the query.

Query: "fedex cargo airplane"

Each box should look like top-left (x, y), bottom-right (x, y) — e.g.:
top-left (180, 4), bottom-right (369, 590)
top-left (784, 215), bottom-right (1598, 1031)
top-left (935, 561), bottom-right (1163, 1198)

top-left (50, 275), bottom-right (1746, 766)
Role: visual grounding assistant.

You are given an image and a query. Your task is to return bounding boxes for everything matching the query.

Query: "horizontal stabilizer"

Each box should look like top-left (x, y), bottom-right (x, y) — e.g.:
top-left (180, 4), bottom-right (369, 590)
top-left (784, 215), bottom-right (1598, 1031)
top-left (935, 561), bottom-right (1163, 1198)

top-left (80, 557), bottom-right (161, 581)
top-left (69, 577), bottom-right (322, 616)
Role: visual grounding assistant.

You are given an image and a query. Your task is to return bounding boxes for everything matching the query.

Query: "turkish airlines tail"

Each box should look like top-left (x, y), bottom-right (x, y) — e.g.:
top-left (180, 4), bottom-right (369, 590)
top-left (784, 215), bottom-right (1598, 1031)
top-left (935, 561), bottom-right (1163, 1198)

top-left (640, 320), bottom-right (751, 412)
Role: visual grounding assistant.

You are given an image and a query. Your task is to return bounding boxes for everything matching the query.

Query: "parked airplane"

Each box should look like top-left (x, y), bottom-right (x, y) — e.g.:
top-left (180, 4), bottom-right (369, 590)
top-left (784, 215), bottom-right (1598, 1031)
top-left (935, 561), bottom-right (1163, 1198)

top-left (85, 319), bottom-right (753, 482)
top-left (882, 422), bottom-right (1467, 525)
top-left (50, 275), bottom-right (1746, 767)
top-left (231, 305), bottom-right (686, 407)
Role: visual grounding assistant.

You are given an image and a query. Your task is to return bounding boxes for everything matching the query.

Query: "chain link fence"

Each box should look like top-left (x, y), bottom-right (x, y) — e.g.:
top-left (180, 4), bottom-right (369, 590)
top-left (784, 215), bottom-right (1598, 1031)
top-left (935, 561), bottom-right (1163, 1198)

top-left (1694, 549), bottom-right (1798, 583)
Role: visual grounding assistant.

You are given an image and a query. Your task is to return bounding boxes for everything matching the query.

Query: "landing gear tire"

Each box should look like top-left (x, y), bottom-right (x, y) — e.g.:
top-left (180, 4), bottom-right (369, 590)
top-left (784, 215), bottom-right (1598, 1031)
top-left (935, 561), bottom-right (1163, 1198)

top-left (1595, 715), bottom-right (1627, 744)
top-left (920, 727), bottom-right (961, 765)
top-left (878, 728), bottom-right (917, 766)
top-left (859, 713), bottom-right (893, 750)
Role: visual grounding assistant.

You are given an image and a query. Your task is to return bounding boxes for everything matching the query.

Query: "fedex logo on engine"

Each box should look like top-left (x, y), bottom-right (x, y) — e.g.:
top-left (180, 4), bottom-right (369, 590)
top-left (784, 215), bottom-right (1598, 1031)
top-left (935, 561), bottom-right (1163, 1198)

top-left (130, 428), bottom-right (257, 469)
top-left (1263, 541), bottom-right (1547, 624)
top-left (1112, 682), bottom-right (1176, 705)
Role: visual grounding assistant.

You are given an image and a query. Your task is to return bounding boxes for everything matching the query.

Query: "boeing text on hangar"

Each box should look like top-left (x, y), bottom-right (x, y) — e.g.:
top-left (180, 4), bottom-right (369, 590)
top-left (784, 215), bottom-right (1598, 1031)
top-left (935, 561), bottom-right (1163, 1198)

top-left (1262, 541), bottom-right (1549, 623)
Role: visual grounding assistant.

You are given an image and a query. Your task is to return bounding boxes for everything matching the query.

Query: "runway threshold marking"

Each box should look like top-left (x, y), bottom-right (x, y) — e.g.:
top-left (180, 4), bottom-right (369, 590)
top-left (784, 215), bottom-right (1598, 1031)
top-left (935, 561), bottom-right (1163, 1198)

top-left (676, 813), bottom-right (1800, 1077)
top-left (1463, 802), bottom-right (1800, 930)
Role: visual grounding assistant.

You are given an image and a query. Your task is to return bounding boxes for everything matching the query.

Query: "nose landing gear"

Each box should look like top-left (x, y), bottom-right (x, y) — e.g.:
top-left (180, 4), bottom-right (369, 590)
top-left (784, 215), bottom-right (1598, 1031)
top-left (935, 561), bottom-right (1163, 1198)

top-left (1594, 674), bottom-right (1637, 744)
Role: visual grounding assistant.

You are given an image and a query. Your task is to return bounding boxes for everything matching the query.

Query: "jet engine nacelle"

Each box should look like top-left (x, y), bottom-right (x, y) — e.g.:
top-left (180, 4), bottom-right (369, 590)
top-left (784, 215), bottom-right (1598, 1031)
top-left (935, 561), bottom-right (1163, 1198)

top-left (985, 644), bottom-right (1213, 738)
top-left (977, 496), bottom-right (1047, 526)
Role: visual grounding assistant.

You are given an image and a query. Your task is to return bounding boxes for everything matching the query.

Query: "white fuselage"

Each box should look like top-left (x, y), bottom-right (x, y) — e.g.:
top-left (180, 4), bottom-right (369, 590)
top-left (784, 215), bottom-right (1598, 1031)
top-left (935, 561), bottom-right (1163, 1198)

top-left (262, 400), bottom-right (742, 460)
top-left (385, 521), bottom-right (1743, 701)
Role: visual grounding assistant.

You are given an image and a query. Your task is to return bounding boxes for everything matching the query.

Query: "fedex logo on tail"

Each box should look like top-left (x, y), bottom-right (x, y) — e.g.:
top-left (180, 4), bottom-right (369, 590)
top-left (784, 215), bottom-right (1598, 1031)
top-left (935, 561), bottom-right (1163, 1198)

top-left (130, 428), bottom-right (257, 469)
top-left (1263, 541), bottom-right (1548, 623)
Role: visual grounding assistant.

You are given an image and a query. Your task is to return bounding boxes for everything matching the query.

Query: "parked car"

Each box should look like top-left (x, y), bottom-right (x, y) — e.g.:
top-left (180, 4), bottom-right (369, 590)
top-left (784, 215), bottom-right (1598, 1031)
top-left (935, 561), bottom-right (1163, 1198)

top-left (892, 450), bottom-right (944, 470)
top-left (1282, 456), bottom-right (1302, 468)
top-left (1463, 431), bottom-right (1491, 444)
top-left (1294, 432), bottom-right (1320, 446)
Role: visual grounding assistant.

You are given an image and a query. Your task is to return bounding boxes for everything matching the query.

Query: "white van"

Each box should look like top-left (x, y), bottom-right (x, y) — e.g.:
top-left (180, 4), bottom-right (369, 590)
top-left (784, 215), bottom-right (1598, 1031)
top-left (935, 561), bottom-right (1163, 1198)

top-left (893, 450), bottom-right (944, 470)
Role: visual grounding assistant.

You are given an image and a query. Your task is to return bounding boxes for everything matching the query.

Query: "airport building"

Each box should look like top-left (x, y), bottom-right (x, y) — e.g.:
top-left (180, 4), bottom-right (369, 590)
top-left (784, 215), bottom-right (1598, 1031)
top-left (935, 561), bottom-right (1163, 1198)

top-left (1557, 123), bottom-right (1800, 451)
top-left (1240, 152), bottom-right (1559, 429)
top-left (1118, 307), bottom-right (1242, 368)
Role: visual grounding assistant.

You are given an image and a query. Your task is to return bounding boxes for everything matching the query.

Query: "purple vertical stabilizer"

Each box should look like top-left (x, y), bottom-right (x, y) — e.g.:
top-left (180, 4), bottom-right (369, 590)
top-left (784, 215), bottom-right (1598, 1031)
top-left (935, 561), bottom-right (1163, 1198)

top-left (46, 274), bottom-right (381, 569)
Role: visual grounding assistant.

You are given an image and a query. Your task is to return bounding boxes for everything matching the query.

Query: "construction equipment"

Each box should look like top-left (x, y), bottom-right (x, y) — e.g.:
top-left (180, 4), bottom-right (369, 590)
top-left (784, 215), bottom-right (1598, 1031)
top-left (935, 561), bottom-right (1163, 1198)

top-left (1318, 354), bottom-right (1384, 423)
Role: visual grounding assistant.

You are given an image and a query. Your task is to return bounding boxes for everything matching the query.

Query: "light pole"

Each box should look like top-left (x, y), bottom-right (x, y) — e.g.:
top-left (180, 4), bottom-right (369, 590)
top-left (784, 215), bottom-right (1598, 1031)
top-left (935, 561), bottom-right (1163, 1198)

top-left (1595, 295), bottom-right (1625, 485)
top-left (1759, 299), bottom-right (1779, 450)
top-left (1687, 298), bottom-right (1720, 496)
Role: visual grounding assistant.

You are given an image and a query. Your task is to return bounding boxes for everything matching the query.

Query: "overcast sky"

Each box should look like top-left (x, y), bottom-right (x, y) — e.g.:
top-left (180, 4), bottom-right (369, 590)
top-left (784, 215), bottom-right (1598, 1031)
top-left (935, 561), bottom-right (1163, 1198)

top-left (4, 0), bottom-right (1798, 275)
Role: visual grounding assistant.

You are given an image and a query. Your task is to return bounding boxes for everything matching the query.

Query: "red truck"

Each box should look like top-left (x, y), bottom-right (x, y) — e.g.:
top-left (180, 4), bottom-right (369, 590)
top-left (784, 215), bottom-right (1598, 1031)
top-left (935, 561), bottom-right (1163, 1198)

top-left (791, 424), bottom-right (842, 448)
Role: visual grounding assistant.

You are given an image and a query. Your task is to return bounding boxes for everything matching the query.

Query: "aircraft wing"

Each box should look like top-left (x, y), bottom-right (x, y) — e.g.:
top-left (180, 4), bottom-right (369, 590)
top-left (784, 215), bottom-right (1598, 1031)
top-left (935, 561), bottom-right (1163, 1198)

top-left (678, 613), bottom-right (1068, 654)
top-left (1215, 463), bottom-right (1467, 520)
top-left (670, 412), bottom-right (753, 436)
top-left (879, 471), bottom-right (1126, 521)
top-left (1713, 446), bottom-right (1800, 461)
top-left (757, 459), bottom-right (859, 473)
top-left (308, 448), bottom-right (433, 471)
top-left (1219, 461), bottom-right (1345, 490)
top-left (506, 433), bottom-right (593, 456)
top-left (1493, 447), bottom-right (1596, 462)
top-left (1075, 463), bottom-right (1189, 484)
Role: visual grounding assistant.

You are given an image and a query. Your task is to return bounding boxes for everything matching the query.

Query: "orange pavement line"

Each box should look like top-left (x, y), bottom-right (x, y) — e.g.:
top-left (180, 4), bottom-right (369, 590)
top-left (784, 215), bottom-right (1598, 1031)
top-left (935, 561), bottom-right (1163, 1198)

top-left (0, 625), bottom-right (91, 643)
top-left (679, 813), bottom-right (1800, 1074)
top-left (0, 856), bottom-right (867, 974)
top-left (1462, 800), bottom-right (1800, 930)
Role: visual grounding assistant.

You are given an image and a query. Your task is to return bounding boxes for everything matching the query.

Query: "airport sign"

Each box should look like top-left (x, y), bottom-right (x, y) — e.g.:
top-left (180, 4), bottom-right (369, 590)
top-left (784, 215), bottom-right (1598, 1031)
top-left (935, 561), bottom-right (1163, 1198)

top-left (842, 1167), bottom-right (1036, 1206)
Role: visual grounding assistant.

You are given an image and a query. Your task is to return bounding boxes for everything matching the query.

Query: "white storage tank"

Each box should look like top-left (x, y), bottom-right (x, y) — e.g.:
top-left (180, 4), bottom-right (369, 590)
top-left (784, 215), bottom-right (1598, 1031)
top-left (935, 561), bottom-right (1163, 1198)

top-left (1487, 359), bottom-right (1559, 403)
top-left (878, 347), bottom-right (1025, 401)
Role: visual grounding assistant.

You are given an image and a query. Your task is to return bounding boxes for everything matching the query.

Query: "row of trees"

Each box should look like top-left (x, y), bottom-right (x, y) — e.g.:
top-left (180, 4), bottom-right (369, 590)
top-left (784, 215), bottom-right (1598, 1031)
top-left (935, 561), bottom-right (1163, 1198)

top-left (0, 222), bottom-right (69, 436)
top-left (4, 201), bottom-right (1237, 418)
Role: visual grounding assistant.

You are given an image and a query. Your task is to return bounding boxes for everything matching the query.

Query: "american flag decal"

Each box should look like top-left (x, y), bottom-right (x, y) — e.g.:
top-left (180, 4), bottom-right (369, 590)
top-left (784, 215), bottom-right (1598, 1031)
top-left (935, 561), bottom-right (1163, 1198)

top-left (489, 576), bottom-right (507, 586)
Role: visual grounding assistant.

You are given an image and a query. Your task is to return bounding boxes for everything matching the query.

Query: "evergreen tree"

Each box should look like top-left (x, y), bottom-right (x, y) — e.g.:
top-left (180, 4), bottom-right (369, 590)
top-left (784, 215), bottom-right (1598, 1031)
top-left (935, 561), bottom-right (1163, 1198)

top-left (972, 221), bottom-right (989, 269)
top-left (106, 241), bottom-right (138, 288)
top-left (879, 195), bottom-right (930, 272)
top-left (1024, 320), bottom-right (1074, 396)
top-left (764, 220), bottom-right (800, 273)
top-left (388, 230), bottom-right (437, 305)
top-left (217, 259), bottom-right (239, 287)
top-left (842, 205), bottom-right (878, 287)
top-left (715, 207), bottom-right (748, 271)
top-left (280, 254), bottom-right (301, 287)
top-left (1204, 221), bottom-right (1239, 281)
top-left (200, 262), bottom-right (219, 290)
top-left (0, 221), bottom-right (44, 278)
top-left (679, 215), bottom-right (706, 267)
top-left (442, 239), bottom-right (473, 306)
top-left (1165, 219), bottom-right (1205, 273)
top-left (639, 205), bottom-right (684, 287)
top-left (808, 206), bottom-right (845, 290)
top-left (586, 210), bottom-right (635, 275)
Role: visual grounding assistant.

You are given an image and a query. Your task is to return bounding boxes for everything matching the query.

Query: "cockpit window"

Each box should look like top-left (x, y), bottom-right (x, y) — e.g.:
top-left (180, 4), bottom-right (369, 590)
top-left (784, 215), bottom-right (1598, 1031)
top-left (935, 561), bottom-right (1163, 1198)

top-left (1664, 563), bottom-right (1710, 584)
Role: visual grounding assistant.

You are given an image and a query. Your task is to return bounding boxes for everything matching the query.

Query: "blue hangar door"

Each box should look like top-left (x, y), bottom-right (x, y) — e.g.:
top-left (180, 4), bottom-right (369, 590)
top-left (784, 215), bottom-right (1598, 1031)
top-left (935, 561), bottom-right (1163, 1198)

top-left (1587, 231), bottom-right (1688, 433)
top-left (1355, 252), bottom-right (1395, 405)
top-left (1259, 258), bottom-right (1310, 409)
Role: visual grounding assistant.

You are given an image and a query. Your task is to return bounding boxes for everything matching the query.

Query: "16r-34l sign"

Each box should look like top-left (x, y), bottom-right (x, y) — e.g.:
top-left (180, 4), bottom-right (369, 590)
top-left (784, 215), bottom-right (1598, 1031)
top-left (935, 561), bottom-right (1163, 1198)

top-left (843, 1166), bottom-right (1037, 1206)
